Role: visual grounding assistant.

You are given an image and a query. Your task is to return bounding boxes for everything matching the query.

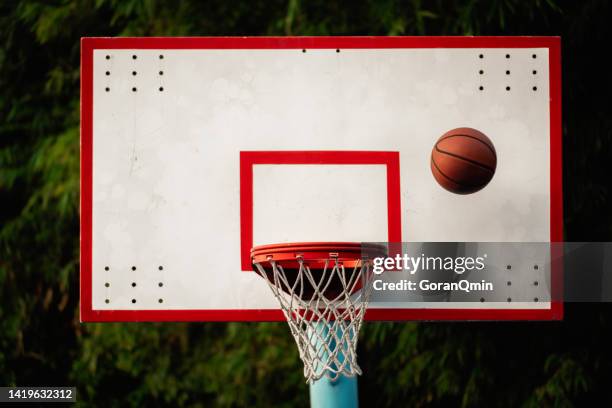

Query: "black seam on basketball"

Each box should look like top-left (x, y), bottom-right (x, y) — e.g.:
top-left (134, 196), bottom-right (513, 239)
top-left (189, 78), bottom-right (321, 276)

top-left (437, 134), bottom-right (496, 156)
top-left (431, 158), bottom-right (488, 189)
top-left (434, 146), bottom-right (496, 172)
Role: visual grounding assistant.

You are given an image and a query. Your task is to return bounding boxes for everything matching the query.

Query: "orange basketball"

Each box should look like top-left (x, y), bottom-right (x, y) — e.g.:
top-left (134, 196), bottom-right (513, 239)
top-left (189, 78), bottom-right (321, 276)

top-left (430, 127), bottom-right (497, 194)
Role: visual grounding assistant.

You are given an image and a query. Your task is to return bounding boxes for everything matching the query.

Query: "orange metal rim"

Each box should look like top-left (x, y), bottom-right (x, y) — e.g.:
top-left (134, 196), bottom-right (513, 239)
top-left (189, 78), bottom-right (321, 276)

top-left (251, 242), bottom-right (387, 265)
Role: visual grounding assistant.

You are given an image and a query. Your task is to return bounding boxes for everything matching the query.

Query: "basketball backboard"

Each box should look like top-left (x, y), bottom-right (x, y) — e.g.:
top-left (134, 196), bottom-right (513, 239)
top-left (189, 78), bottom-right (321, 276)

top-left (80, 36), bottom-right (562, 322)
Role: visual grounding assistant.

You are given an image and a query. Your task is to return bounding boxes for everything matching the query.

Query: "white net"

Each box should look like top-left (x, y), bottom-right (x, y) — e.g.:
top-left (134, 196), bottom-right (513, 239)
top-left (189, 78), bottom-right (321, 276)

top-left (253, 256), bottom-right (374, 383)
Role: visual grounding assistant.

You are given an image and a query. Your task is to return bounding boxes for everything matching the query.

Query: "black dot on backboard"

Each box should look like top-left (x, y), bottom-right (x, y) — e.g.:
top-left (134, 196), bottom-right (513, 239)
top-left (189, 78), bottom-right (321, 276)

top-left (106, 71), bottom-right (110, 76)
top-left (507, 297), bottom-right (512, 302)
top-left (105, 266), bottom-right (110, 271)
top-left (534, 265), bottom-right (539, 270)
top-left (159, 71), bottom-right (164, 75)
top-left (479, 70), bottom-right (484, 75)
top-left (533, 70), bottom-right (537, 75)
top-left (532, 54), bottom-right (537, 59)
top-left (336, 49), bottom-right (340, 53)
top-left (132, 71), bottom-right (137, 76)
top-left (159, 55), bottom-right (164, 59)
top-left (158, 298), bottom-right (164, 303)
top-left (131, 282), bottom-right (136, 287)
top-left (159, 87), bottom-right (164, 92)
top-left (132, 55), bottom-right (137, 60)
top-left (506, 86), bottom-right (511, 91)
top-left (534, 281), bottom-right (539, 286)
top-left (506, 70), bottom-right (510, 75)
top-left (534, 297), bottom-right (539, 302)
top-left (132, 87), bottom-right (137, 92)
top-left (131, 266), bottom-right (136, 271)
top-left (158, 282), bottom-right (163, 287)
top-left (478, 54), bottom-right (484, 59)
top-left (105, 283), bottom-right (110, 288)
top-left (105, 299), bottom-right (110, 304)
top-left (302, 49), bottom-right (306, 53)
top-left (105, 55), bottom-right (110, 60)
top-left (480, 297), bottom-right (485, 302)
top-left (479, 86), bottom-right (484, 91)
top-left (105, 87), bottom-right (110, 92)
top-left (533, 86), bottom-right (538, 91)
top-left (131, 299), bottom-right (136, 304)
top-left (159, 266), bottom-right (163, 271)
top-left (506, 54), bottom-right (510, 59)
top-left (507, 281), bottom-right (512, 286)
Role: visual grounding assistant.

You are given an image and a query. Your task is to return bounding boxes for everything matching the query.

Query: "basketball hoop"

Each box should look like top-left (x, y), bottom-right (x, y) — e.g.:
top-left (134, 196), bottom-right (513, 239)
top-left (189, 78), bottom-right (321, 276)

top-left (251, 242), bottom-right (386, 383)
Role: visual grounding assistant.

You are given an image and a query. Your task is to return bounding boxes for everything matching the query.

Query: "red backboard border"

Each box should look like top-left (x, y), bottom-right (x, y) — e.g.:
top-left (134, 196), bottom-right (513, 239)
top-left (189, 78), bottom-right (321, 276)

top-left (80, 36), bottom-right (562, 322)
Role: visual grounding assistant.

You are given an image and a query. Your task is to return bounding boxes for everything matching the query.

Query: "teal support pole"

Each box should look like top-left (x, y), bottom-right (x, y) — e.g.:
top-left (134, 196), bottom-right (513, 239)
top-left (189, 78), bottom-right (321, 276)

top-left (309, 371), bottom-right (358, 408)
top-left (309, 322), bottom-right (359, 408)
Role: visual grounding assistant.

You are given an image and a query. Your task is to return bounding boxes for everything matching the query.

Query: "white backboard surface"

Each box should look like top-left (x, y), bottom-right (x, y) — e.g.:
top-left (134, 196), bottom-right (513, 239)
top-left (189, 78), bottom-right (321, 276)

top-left (80, 37), bottom-right (562, 321)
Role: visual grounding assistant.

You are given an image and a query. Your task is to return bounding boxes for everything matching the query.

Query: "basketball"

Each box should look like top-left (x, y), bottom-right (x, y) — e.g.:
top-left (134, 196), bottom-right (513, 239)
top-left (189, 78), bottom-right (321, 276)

top-left (430, 127), bottom-right (497, 194)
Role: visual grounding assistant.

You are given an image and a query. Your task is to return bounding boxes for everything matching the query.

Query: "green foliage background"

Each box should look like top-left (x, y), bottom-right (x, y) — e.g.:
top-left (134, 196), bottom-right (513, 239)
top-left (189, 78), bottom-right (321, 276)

top-left (1, 0), bottom-right (611, 406)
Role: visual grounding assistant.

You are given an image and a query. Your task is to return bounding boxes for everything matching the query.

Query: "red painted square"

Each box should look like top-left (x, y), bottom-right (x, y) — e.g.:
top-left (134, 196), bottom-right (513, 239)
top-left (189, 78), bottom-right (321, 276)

top-left (240, 151), bottom-right (402, 270)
